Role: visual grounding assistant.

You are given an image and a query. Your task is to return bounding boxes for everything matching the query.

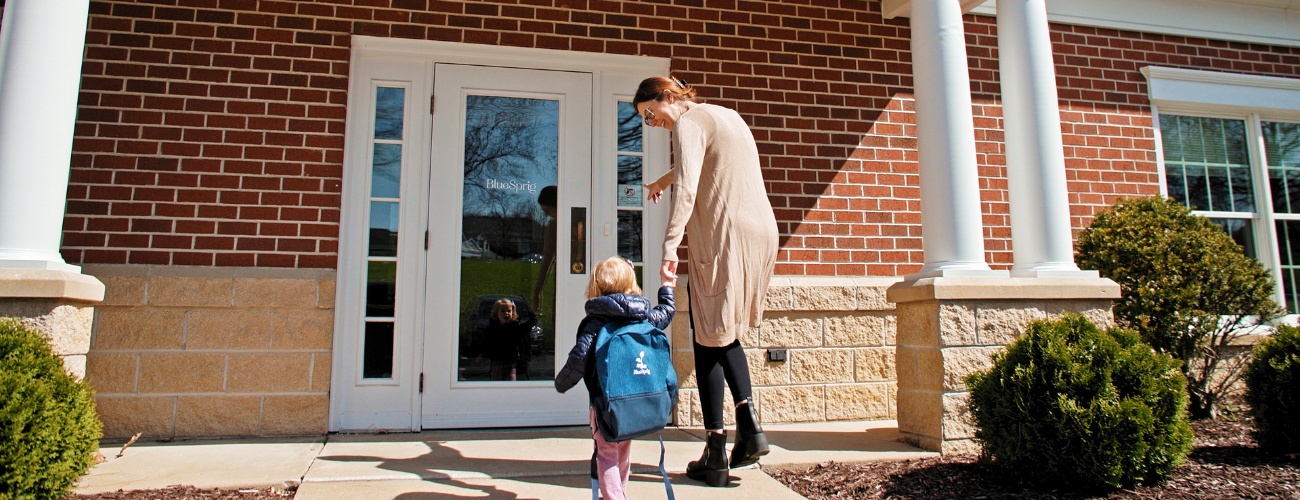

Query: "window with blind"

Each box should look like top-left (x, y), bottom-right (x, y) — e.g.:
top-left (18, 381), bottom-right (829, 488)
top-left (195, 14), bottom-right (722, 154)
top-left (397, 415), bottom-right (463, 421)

top-left (1264, 121), bottom-right (1300, 312)
top-left (1160, 114), bottom-right (1300, 312)
top-left (1161, 115), bottom-right (1258, 258)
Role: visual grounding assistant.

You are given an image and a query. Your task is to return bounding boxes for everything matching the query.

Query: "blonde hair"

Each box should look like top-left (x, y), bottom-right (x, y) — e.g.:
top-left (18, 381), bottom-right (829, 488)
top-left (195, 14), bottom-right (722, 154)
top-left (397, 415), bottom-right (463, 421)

top-left (586, 256), bottom-right (642, 299)
top-left (492, 298), bottom-right (517, 322)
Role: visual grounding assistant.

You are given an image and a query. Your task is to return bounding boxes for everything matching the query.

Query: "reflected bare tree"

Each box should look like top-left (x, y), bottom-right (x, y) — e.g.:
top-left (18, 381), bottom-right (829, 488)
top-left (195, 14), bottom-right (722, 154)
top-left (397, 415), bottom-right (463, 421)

top-left (618, 105), bottom-right (642, 152)
top-left (461, 96), bottom-right (559, 259)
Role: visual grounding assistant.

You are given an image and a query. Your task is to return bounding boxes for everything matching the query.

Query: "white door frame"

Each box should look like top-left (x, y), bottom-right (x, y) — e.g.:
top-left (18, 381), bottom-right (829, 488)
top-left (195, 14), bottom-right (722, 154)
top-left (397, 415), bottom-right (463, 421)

top-left (423, 64), bottom-right (592, 428)
top-left (332, 37), bottom-right (670, 432)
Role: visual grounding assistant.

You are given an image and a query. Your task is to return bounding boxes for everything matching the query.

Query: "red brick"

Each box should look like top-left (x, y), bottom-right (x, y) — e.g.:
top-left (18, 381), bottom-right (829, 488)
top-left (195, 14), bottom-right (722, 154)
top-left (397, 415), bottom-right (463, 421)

top-left (64, 3), bottom-right (1300, 273)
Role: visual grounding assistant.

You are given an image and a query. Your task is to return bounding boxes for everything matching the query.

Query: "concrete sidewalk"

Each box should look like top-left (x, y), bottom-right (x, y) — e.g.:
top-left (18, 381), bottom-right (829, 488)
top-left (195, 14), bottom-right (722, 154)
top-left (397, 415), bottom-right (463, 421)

top-left (77, 420), bottom-right (933, 499)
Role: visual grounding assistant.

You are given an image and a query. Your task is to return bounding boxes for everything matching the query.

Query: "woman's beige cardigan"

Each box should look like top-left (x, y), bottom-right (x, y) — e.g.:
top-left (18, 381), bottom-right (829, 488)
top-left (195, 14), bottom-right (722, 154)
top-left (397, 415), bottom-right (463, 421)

top-left (663, 104), bottom-right (779, 347)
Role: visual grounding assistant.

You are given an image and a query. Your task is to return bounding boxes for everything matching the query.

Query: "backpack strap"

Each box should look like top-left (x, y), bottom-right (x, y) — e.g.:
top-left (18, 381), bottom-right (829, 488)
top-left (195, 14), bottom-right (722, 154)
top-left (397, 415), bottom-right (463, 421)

top-left (659, 432), bottom-right (676, 500)
top-left (590, 434), bottom-right (676, 500)
top-left (590, 450), bottom-right (600, 500)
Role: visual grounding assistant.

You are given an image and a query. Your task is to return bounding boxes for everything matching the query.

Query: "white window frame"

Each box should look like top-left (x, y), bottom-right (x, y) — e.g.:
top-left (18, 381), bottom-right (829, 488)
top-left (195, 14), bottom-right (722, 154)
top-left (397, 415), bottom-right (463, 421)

top-left (331, 37), bottom-right (671, 432)
top-left (1143, 66), bottom-right (1300, 317)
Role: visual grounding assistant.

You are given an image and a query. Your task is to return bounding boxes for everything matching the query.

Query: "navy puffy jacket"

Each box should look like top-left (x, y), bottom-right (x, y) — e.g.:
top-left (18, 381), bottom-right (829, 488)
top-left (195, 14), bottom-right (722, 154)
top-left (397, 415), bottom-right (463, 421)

top-left (554, 286), bottom-right (675, 400)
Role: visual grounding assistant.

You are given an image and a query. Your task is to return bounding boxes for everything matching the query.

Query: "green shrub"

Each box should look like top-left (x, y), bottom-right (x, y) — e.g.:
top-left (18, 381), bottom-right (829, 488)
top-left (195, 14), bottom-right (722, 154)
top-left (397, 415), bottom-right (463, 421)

top-left (1243, 325), bottom-right (1300, 454)
top-left (0, 318), bottom-right (102, 500)
top-left (1076, 196), bottom-right (1282, 419)
top-left (966, 314), bottom-right (1194, 490)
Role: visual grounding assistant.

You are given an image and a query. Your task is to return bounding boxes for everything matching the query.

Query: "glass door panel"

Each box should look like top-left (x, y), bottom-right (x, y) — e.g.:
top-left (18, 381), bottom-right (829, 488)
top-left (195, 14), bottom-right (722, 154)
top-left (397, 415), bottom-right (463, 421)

top-left (457, 96), bottom-right (559, 383)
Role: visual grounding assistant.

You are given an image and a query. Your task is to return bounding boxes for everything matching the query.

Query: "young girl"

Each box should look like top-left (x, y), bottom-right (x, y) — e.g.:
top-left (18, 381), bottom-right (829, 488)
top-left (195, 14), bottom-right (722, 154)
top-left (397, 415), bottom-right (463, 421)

top-left (483, 298), bottom-right (535, 381)
top-left (555, 256), bottom-right (675, 500)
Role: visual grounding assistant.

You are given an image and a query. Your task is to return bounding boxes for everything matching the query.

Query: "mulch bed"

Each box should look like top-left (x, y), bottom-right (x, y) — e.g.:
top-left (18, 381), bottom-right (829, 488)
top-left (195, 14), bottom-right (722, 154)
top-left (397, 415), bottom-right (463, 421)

top-left (72, 485), bottom-right (294, 499)
top-left (767, 413), bottom-right (1299, 500)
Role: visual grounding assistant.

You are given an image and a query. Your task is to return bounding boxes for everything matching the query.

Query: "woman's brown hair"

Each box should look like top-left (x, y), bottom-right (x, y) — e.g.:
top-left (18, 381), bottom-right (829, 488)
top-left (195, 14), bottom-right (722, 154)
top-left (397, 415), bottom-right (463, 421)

top-left (632, 76), bottom-right (696, 106)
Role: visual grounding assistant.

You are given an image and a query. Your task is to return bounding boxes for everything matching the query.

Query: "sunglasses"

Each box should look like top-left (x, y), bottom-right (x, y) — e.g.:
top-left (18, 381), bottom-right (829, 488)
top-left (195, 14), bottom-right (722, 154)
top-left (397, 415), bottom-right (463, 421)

top-left (641, 79), bottom-right (688, 123)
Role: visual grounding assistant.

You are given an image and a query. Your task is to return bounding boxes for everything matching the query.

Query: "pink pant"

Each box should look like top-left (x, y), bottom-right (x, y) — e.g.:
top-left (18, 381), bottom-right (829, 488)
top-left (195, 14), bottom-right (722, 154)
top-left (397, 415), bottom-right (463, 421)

top-left (590, 407), bottom-right (631, 500)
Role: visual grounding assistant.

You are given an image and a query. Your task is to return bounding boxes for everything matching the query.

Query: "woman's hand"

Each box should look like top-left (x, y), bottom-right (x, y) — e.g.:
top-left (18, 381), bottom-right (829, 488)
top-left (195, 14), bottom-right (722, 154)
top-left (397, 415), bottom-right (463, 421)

top-left (644, 181), bottom-right (664, 204)
top-left (661, 259), bottom-right (678, 287)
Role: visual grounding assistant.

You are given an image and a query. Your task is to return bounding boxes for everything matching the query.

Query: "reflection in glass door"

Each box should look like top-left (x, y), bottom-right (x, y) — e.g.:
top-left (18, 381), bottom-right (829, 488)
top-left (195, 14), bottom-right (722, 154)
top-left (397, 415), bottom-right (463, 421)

top-left (457, 96), bottom-right (559, 383)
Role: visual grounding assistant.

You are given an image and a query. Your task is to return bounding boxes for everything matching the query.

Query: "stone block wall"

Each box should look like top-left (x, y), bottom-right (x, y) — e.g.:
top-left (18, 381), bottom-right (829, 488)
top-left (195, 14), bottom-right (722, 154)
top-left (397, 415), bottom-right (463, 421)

top-left (0, 270), bottom-right (107, 379)
top-left (672, 276), bottom-right (901, 426)
top-left (1, 300), bottom-right (96, 378)
top-left (82, 265), bottom-right (334, 439)
top-left (890, 276), bottom-right (1119, 453)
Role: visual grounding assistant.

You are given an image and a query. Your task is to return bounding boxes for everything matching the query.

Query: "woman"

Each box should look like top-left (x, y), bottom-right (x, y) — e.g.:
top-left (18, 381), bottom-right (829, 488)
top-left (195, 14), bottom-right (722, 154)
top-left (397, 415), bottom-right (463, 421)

top-left (634, 76), bottom-right (779, 487)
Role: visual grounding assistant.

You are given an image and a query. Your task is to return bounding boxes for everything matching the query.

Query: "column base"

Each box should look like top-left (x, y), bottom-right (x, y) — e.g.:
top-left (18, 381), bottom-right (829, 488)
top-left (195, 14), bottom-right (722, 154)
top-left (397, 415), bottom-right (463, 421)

top-left (1009, 269), bottom-right (1100, 278)
top-left (905, 269), bottom-right (1010, 281)
top-left (0, 269), bottom-right (105, 378)
top-left (0, 257), bottom-right (83, 274)
top-left (888, 276), bottom-right (1120, 454)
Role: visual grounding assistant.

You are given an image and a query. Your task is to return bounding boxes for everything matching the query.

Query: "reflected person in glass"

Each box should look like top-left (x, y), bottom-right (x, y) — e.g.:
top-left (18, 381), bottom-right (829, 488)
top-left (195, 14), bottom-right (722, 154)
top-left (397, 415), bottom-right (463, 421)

top-left (479, 299), bottom-right (535, 381)
top-left (634, 76), bottom-right (779, 485)
top-left (531, 186), bottom-right (559, 315)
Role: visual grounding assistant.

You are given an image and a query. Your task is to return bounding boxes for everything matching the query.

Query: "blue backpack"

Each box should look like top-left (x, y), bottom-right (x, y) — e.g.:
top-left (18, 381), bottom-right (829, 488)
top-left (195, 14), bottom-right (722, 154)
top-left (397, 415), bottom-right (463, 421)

top-left (590, 318), bottom-right (678, 499)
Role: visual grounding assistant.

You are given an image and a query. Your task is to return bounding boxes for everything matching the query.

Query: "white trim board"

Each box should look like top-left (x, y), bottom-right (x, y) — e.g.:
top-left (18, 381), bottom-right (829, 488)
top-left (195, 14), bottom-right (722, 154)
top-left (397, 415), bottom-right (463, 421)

top-left (351, 36), bottom-right (670, 74)
top-left (1141, 66), bottom-right (1300, 120)
top-left (969, 0), bottom-right (1300, 48)
top-left (881, 0), bottom-right (987, 19)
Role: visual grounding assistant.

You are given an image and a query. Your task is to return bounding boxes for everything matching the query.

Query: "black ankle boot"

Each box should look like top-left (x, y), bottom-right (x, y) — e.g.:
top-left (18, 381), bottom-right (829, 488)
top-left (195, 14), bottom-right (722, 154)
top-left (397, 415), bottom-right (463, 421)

top-left (730, 401), bottom-right (769, 468)
top-left (686, 430), bottom-right (730, 487)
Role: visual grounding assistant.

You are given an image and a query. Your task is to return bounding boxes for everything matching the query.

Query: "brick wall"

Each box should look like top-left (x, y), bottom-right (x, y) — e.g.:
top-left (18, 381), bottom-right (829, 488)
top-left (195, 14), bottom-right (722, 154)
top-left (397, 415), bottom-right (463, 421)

top-left (64, 0), bottom-right (1300, 276)
top-left (66, 0), bottom-right (350, 269)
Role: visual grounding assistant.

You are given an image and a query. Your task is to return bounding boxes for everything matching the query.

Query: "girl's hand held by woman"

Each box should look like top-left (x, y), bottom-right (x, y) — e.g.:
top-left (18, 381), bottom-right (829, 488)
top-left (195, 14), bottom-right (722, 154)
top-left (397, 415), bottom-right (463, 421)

top-left (661, 259), bottom-right (678, 288)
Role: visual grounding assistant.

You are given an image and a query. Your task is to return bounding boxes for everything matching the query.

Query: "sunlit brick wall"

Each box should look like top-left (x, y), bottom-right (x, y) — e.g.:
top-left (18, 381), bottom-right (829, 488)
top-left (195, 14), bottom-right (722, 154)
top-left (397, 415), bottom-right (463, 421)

top-left (64, 0), bottom-right (1300, 275)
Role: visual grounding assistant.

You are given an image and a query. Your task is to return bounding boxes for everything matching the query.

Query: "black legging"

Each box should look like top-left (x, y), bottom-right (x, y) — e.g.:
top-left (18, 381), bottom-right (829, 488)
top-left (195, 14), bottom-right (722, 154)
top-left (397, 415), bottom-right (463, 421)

top-left (687, 282), bottom-right (756, 430)
top-left (694, 339), bottom-right (753, 431)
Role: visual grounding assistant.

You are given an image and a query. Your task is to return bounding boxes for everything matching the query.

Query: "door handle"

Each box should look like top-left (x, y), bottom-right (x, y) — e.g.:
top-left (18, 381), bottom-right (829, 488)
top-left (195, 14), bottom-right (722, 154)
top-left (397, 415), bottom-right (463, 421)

top-left (570, 207), bottom-right (586, 274)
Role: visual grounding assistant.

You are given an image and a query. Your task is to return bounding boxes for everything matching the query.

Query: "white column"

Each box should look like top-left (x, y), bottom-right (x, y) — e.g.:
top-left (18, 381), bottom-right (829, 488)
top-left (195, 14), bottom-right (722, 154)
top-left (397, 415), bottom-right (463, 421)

top-left (909, 0), bottom-right (1004, 278)
top-left (0, 0), bottom-right (91, 272)
top-left (996, 0), bottom-right (1095, 277)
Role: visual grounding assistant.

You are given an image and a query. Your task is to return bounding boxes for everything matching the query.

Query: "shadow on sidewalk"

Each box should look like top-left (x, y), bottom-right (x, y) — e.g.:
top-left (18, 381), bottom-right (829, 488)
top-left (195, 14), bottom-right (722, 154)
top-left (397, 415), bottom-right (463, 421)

top-left (309, 423), bottom-right (917, 498)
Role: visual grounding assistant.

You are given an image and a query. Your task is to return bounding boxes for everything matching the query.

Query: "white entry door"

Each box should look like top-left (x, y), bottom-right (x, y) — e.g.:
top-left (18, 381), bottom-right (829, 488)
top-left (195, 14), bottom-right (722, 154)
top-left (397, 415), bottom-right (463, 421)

top-left (422, 64), bottom-right (592, 428)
